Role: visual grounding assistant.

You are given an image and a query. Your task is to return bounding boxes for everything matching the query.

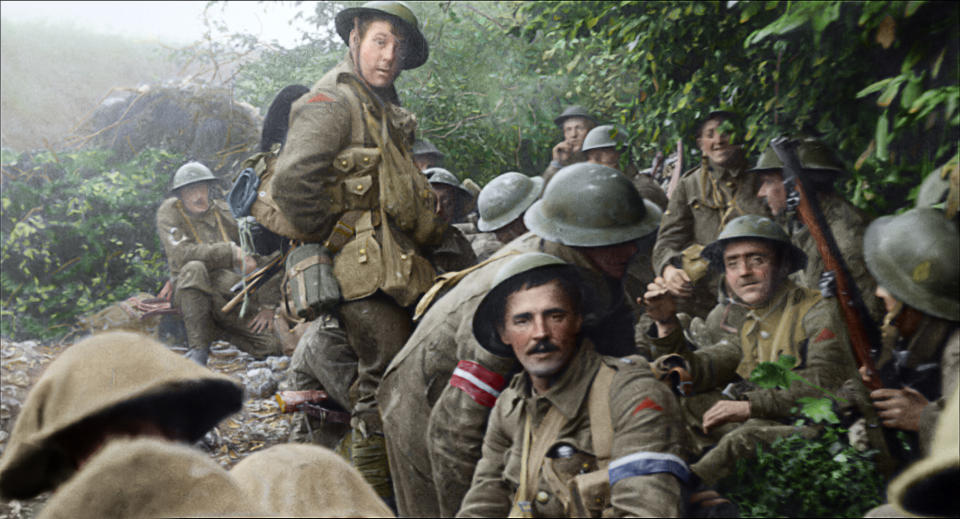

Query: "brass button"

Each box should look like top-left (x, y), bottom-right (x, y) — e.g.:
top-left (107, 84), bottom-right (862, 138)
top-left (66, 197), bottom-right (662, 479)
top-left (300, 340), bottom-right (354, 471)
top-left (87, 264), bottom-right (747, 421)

top-left (726, 181), bottom-right (734, 187)
top-left (363, 157), bottom-right (370, 163)
top-left (595, 496), bottom-right (603, 505)
top-left (359, 249), bottom-right (366, 254)
top-left (582, 462), bottom-right (591, 469)
top-left (356, 184), bottom-right (364, 190)
top-left (400, 254), bottom-right (408, 260)
top-left (536, 491), bottom-right (549, 504)
top-left (340, 160), bottom-right (348, 167)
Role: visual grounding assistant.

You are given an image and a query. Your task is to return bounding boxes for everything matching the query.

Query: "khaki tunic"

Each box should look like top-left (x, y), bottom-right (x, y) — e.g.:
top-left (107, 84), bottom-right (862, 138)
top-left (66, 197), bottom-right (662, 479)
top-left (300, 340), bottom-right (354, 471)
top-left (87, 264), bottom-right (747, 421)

top-left (379, 232), bottom-right (638, 517)
top-left (652, 161), bottom-right (768, 318)
top-left (457, 345), bottom-right (691, 517)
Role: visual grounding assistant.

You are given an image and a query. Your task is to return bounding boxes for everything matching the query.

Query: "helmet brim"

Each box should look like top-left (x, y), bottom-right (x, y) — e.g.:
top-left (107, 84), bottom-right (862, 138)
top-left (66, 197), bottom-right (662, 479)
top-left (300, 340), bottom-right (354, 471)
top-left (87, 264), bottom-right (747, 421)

top-left (477, 176), bottom-right (544, 232)
top-left (524, 198), bottom-right (662, 247)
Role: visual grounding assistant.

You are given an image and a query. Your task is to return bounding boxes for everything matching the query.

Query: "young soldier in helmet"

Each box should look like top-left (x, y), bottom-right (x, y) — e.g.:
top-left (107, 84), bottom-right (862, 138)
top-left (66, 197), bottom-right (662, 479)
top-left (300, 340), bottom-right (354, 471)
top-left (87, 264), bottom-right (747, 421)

top-left (156, 161), bottom-right (285, 365)
top-left (860, 208), bottom-right (959, 456)
top-left (749, 135), bottom-right (882, 321)
top-left (653, 111), bottom-right (768, 320)
top-left (458, 253), bottom-right (692, 517)
top-left (379, 162), bottom-right (662, 516)
top-left (269, 1), bottom-right (447, 501)
top-left (641, 215), bottom-right (868, 486)
top-left (413, 138), bottom-right (445, 172)
top-left (425, 167), bottom-right (478, 272)
top-left (541, 105), bottom-right (597, 186)
top-left (473, 172), bottom-right (544, 260)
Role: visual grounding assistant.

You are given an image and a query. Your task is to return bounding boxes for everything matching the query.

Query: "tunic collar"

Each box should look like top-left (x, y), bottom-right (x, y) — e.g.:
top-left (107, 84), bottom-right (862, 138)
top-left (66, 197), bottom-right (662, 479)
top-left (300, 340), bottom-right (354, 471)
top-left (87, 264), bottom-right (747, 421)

top-left (515, 339), bottom-right (602, 420)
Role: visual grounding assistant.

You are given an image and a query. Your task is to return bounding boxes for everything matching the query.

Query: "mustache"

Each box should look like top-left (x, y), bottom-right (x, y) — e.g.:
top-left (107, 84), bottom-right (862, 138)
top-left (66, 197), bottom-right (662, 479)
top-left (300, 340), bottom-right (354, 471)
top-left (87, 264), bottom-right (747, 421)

top-left (528, 340), bottom-right (559, 354)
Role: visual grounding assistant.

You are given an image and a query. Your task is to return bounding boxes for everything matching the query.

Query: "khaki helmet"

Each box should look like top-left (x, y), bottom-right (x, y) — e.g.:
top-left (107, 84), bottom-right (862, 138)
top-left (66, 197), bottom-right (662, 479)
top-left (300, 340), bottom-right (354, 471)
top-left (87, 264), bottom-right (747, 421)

top-left (748, 136), bottom-right (846, 175)
top-left (580, 124), bottom-right (625, 153)
top-left (472, 252), bottom-right (575, 356)
top-left (863, 207), bottom-right (959, 322)
top-left (426, 167), bottom-right (472, 198)
top-left (412, 139), bottom-right (444, 159)
top-left (524, 162), bottom-right (662, 247)
top-left (916, 158), bottom-right (959, 219)
top-left (477, 172), bottom-right (544, 232)
top-left (554, 105), bottom-right (597, 127)
top-left (700, 214), bottom-right (807, 273)
top-left (172, 161), bottom-right (217, 191)
top-left (335, 1), bottom-right (428, 69)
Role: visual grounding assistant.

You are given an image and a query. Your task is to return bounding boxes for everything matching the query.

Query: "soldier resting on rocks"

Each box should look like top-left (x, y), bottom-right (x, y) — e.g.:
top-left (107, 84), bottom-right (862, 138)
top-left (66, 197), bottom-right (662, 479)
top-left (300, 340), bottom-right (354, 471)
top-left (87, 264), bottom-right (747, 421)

top-left (457, 253), bottom-right (692, 517)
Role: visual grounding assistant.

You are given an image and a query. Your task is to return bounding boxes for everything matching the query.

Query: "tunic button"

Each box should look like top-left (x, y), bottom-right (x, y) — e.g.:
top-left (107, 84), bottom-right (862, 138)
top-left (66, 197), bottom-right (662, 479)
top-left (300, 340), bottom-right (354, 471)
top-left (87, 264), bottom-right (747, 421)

top-left (356, 184), bottom-right (364, 190)
top-left (726, 181), bottom-right (734, 187)
top-left (400, 254), bottom-right (408, 260)
top-left (363, 157), bottom-right (370, 163)
top-left (359, 249), bottom-right (366, 254)
top-left (582, 462), bottom-right (591, 469)
top-left (536, 491), bottom-right (550, 504)
top-left (595, 496), bottom-right (603, 505)
top-left (760, 330), bottom-right (770, 339)
top-left (340, 160), bottom-right (348, 167)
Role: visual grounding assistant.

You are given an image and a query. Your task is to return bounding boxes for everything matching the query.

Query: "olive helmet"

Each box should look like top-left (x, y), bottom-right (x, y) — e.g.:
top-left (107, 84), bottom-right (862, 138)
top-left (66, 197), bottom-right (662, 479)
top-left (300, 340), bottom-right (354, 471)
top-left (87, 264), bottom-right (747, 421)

top-left (700, 214), bottom-right (807, 273)
top-left (477, 172), bottom-right (544, 232)
top-left (524, 162), bottom-right (662, 247)
top-left (748, 136), bottom-right (846, 175)
top-left (426, 168), bottom-right (472, 197)
top-left (172, 161), bottom-right (217, 191)
top-left (580, 124), bottom-right (626, 154)
top-left (863, 207), bottom-right (959, 322)
top-left (553, 105), bottom-right (597, 127)
top-left (412, 139), bottom-right (444, 159)
top-left (335, 1), bottom-right (428, 70)
top-left (472, 253), bottom-right (577, 356)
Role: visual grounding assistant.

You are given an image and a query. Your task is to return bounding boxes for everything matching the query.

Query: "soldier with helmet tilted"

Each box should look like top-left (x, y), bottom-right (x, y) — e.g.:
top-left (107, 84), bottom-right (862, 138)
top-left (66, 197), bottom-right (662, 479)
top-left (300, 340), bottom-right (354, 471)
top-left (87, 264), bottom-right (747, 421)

top-left (472, 172), bottom-right (544, 259)
top-left (581, 124), bottom-right (669, 211)
top-left (542, 105), bottom-right (597, 185)
top-left (156, 161), bottom-right (285, 365)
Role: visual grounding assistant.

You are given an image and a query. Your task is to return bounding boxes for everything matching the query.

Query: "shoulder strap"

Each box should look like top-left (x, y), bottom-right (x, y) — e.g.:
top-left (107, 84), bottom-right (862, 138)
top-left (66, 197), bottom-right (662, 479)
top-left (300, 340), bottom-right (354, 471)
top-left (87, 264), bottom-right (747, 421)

top-left (413, 250), bottom-right (522, 321)
top-left (510, 403), bottom-right (567, 518)
top-left (174, 200), bottom-right (203, 244)
top-left (588, 364), bottom-right (616, 467)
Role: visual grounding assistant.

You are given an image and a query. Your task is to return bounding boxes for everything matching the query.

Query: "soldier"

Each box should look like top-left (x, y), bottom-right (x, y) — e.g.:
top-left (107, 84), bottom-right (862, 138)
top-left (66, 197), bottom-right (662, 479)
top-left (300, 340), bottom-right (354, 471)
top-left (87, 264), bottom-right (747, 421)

top-left (541, 105), bottom-right (597, 185)
top-left (641, 215), bottom-right (864, 486)
top-left (413, 138), bottom-right (445, 171)
top-left (426, 167), bottom-right (478, 272)
top-left (156, 161), bottom-right (284, 365)
top-left (0, 331), bottom-right (243, 501)
top-left (270, 1), bottom-right (446, 501)
top-left (457, 253), bottom-right (692, 517)
top-left (652, 111), bottom-right (768, 319)
top-left (473, 172), bottom-right (544, 259)
top-left (379, 162), bottom-right (663, 516)
top-left (581, 124), bottom-right (669, 211)
top-left (749, 136), bottom-right (882, 321)
top-left (861, 208), bottom-right (959, 454)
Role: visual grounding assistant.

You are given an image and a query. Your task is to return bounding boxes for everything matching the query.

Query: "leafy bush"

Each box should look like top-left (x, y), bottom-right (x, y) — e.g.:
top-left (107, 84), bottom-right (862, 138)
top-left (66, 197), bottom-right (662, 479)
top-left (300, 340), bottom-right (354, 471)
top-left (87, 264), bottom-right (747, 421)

top-left (715, 355), bottom-right (885, 517)
top-left (1, 147), bottom-right (184, 340)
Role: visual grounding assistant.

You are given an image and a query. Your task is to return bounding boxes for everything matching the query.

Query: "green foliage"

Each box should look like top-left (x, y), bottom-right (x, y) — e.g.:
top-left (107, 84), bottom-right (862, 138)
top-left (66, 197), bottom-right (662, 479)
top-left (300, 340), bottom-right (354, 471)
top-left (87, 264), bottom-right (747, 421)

top-left (1, 148), bottom-right (182, 339)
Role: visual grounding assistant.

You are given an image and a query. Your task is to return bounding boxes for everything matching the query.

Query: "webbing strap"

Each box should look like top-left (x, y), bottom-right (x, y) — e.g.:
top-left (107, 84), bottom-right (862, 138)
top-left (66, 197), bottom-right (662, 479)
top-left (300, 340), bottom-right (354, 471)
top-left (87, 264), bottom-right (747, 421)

top-left (587, 364), bottom-right (616, 467)
top-left (413, 250), bottom-right (522, 321)
top-left (511, 405), bottom-right (565, 518)
top-left (175, 200), bottom-right (203, 244)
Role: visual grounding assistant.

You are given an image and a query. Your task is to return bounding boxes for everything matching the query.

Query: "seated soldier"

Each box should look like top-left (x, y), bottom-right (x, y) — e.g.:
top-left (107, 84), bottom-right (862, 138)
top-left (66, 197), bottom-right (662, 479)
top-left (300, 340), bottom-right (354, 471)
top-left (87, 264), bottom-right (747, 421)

top-left (474, 172), bottom-right (544, 260)
top-left (0, 331), bottom-right (243, 502)
top-left (156, 161), bottom-right (285, 365)
top-left (413, 138), bottom-right (445, 172)
top-left (458, 253), bottom-right (692, 517)
top-left (861, 208), bottom-right (959, 455)
top-left (582, 124), bottom-right (668, 211)
top-left (640, 215), bottom-right (864, 486)
top-left (425, 167), bottom-right (478, 272)
top-left (542, 105), bottom-right (597, 185)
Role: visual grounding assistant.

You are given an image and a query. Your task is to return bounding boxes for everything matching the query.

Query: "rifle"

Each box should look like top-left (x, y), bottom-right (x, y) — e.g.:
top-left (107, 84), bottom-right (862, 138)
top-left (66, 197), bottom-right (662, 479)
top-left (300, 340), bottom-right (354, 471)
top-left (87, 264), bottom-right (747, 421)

top-left (221, 252), bottom-right (286, 314)
top-left (770, 137), bottom-right (883, 390)
top-left (650, 151), bottom-right (665, 182)
top-left (666, 139), bottom-right (683, 199)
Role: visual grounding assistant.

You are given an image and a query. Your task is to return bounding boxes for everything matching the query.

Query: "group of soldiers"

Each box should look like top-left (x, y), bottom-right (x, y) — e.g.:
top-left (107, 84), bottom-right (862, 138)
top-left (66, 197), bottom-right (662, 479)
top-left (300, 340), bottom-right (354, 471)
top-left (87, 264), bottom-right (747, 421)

top-left (1, 1), bottom-right (957, 517)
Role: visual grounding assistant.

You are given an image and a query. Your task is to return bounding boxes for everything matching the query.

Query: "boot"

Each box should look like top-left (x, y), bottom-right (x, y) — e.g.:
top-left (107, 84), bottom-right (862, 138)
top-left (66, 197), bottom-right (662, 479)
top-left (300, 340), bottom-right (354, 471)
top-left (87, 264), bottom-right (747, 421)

top-left (178, 288), bottom-right (216, 366)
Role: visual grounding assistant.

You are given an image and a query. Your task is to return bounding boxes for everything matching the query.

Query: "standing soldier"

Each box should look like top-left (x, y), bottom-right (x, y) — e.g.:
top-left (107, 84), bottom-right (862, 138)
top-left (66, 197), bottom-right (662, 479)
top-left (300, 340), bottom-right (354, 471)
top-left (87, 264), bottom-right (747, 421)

top-left (458, 253), bottom-right (692, 517)
top-left (413, 138), bottom-right (445, 172)
top-left (473, 172), bottom-right (544, 259)
top-left (542, 105), bottom-right (597, 185)
top-left (652, 111), bottom-right (768, 319)
top-left (749, 135), bottom-right (882, 320)
top-left (156, 161), bottom-right (284, 365)
top-left (379, 163), bottom-right (662, 516)
top-left (270, 1), bottom-right (446, 502)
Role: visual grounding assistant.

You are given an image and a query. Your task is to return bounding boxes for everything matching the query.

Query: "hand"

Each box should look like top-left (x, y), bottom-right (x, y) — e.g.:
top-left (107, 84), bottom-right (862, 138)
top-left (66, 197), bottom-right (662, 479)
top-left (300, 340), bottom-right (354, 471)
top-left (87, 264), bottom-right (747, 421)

top-left (248, 308), bottom-right (275, 334)
top-left (870, 386), bottom-right (928, 431)
top-left (157, 280), bottom-right (173, 301)
top-left (702, 400), bottom-right (751, 434)
top-left (662, 264), bottom-right (693, 298)
top-left (243, 255), bottom-right (257, 275)
top-left (552, 140), bottom-right (574, 164)
top-left (640, 277), bottom-right (679, 336)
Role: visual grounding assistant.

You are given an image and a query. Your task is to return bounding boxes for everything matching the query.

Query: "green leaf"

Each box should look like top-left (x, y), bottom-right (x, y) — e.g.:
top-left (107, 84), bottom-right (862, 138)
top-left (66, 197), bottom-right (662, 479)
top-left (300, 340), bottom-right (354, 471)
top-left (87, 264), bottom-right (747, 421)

top-left (855, 77), bottom-right (894, 98)
top-left (798, 396), bottom-right (840, 424)
top-left (877, 76), bottom-right (905, 107)
top-left (876, 112), bottom-right (890, 160)
top-left (749, 354), bottom-right (802, 389)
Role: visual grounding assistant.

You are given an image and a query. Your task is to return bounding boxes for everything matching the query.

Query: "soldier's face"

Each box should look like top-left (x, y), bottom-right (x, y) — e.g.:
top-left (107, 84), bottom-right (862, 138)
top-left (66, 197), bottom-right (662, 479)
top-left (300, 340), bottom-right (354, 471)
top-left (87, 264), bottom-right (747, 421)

top-left (354, 20), bottom-right (404, 88)
top-left (757, 171), bottom-right (787, 215)
top-left (575, 240), bottom-right (639, 279)
top-left (431, 183), bottom-right (460, 224)
top-left (499, 280), bottom-right (582, 389)
top-left (562, 117), bottom-right (594, 152)
top-left (697, 118), bottom-right (742, 167)
top-left (179, 183), bottom-right (210, 216)
top-left (723, 240), bottom-right (779, 306)
top-left (414, 155), bottom-right (437, 172)
top-left (587, 148), bottom-right (621, 170)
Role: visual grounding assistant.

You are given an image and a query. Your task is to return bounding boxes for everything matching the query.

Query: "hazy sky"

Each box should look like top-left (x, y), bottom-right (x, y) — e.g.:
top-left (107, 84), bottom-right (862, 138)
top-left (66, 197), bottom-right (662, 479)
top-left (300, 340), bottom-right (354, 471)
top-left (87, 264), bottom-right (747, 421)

top-left (0, 1), bottom-right (320, 48)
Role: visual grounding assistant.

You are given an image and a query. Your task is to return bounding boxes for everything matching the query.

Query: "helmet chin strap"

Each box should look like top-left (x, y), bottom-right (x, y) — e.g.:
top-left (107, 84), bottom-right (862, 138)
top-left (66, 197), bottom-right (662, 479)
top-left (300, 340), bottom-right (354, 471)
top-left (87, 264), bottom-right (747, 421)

top-left (350, 17), bottom-right (368, 84)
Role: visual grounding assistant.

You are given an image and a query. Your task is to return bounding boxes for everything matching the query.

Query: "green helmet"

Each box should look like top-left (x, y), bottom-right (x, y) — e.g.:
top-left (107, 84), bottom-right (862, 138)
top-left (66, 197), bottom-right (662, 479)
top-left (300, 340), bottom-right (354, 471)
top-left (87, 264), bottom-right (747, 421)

top-left (580, 124), bottom-right (626, 154)
top-left (554, 105), bottom-right (597, 127)
top-left (335, 1), bottom-right (429, 70)
top-left (701, 214), bottom-right (807, 273)
top-left (477, 173), bottom-right (544, 232)
top-left (426, 168), bottom-right (471, 197)
top-left (172, 162), bottom-right (217, 191)
top-left (864, 207), bottom-right (959, 322)
top-left (412, 139), bottom-right (444, 159)
top-left (748, 136), bottom-right (846, 175)
top-left (472, 253), bottom-right (572, 356)
top-left (524, 162), bottom-right (662, 247)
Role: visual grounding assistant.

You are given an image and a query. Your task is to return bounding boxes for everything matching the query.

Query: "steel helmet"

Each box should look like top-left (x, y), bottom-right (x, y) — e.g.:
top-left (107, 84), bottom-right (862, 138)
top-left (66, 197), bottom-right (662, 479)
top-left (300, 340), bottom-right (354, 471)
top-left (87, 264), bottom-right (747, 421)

top-left (553, 105), bottom-right (597, 127)
top-left (335, 1), bottom-right (429, 69)
top-left (864, 207), bottom-right (959, 322)
top-left (916, 159), bottom-right (959, 219)
top-left (472, 253), bottom-right (574, 356)
top-left (172, 162), bottom-right (217, 191)
top-left (748, 136), bottom-right (846, 175)
top-left (477, 172), bottom-right (544, 232)
top-left (580, 124), bottom-right (625, 154)
top-left (412, 139), bottom-right (444, 159)
top-left (524, 162), bottom-right (662, 247)
top-left (426, 167), bottom-right (471, 196)
top-left (700, 214), bottom-right (807, 273)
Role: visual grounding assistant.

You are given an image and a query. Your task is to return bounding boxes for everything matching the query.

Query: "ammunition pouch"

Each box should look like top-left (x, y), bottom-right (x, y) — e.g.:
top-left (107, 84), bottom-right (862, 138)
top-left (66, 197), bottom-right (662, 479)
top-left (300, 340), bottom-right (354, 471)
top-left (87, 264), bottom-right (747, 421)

top-left (282, 243), bottom-right (340, 321)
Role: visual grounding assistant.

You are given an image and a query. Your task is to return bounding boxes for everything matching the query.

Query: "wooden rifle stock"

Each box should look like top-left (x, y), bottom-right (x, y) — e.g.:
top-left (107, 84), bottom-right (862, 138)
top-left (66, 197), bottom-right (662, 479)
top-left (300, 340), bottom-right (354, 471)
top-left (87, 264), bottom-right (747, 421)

top-left (221, 253), bottom-right (285, 314)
